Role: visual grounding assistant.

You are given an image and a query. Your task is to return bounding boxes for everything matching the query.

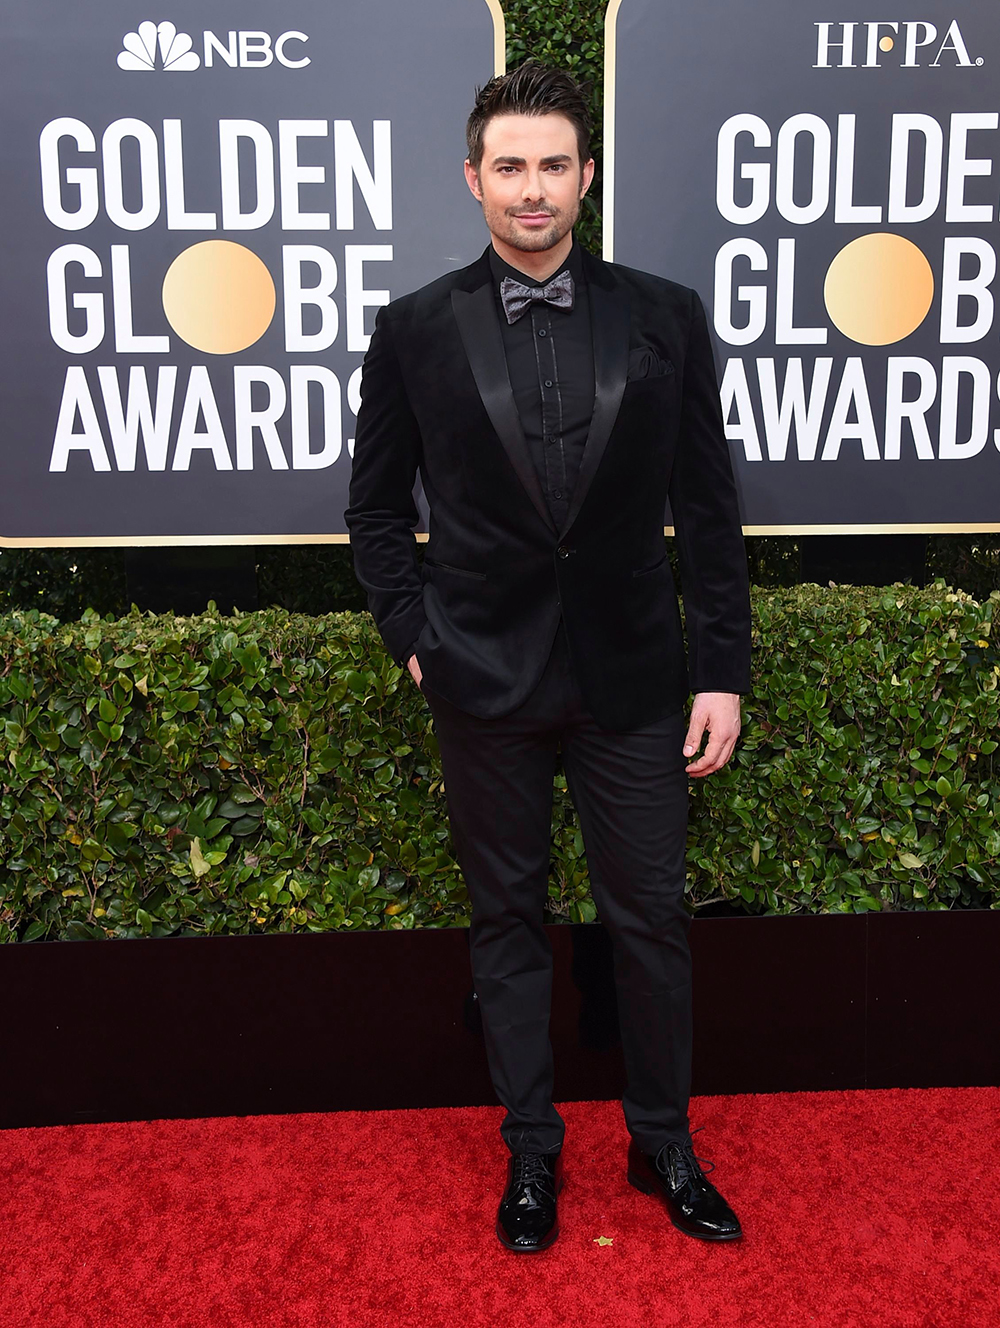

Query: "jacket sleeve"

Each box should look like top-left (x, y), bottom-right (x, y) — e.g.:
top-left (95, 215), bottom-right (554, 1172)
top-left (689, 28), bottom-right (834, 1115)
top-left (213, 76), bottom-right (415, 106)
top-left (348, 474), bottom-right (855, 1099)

top-left (668, 288), bottom-right (752, 695)
top-left (344, 306), bottom-right (427, 665)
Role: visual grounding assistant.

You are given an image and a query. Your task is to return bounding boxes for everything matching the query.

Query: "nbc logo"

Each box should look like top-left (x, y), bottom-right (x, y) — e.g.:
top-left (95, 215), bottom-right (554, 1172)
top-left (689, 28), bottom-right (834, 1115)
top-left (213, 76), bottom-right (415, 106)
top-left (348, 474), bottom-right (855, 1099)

top-left (118, 20), bottom-right (200, 71)
top-left (117, 21), bottom-right (310, 71)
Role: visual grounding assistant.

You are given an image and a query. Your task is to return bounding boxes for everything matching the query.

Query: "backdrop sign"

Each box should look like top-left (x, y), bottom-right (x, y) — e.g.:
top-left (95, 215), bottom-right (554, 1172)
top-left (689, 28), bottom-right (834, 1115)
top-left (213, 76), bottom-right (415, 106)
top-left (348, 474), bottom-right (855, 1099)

top-left (0, 0), bottom-right (501, 545)
top-left (607, 0), bottom-right (1000, 531)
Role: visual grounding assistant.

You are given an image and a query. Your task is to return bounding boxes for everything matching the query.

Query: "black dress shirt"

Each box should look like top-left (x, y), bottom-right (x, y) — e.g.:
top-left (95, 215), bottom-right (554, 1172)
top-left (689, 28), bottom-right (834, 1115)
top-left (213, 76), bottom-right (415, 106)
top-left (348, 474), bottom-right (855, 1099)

top-left (488, 239), bottom-right (595, 533)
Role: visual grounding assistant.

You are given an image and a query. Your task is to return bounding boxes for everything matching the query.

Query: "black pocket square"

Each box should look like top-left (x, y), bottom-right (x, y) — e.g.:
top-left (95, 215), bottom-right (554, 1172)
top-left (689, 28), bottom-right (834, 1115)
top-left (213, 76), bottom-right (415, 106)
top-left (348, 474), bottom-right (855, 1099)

top-left (626, 346), bottom-right (675, 381)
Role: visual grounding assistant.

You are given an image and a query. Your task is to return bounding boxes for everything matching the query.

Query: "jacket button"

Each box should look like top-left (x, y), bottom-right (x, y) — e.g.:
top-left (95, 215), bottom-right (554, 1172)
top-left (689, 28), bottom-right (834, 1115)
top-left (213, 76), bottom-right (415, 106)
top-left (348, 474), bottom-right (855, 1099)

top-left (557, 545), bottom-right (571, 559)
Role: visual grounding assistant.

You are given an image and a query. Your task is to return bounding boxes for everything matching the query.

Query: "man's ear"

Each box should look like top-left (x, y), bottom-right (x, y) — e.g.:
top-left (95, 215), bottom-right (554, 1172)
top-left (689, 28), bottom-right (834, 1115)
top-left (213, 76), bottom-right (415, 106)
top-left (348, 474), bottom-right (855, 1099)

top-left (579, 157), bottom-right (596, 199)
top-left (464, 159), bottom-right (484, 203)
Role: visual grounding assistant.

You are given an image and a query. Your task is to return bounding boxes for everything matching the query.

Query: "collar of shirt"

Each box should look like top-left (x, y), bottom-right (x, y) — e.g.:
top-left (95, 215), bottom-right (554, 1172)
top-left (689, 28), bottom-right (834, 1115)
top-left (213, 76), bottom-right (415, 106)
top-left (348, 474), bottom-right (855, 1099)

top-left (488, 235), bottom-right (586, 294)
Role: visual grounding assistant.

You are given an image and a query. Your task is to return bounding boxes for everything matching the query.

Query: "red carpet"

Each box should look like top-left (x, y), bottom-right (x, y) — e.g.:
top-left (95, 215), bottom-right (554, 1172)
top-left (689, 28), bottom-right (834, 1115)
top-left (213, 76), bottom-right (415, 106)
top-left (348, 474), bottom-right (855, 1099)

top-left (1, 1087), bottom-right (997, 1327)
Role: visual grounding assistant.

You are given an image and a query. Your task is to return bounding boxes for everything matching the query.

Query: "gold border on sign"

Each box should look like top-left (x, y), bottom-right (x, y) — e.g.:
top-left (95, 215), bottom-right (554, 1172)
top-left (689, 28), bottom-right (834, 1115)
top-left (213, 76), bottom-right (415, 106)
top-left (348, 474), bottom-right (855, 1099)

top-left (601, 0), bottom-right (999, 537)
top-left (603, 0), bottom-right (624, 263)
top-left (5, 524), bottom-right (1000, 550)
top-left (1, 0), bottom-right (507, 550)
top-left (734, 524), bottom-right (1000, 536)
top-left (484, 0), bottom-right (506, 75)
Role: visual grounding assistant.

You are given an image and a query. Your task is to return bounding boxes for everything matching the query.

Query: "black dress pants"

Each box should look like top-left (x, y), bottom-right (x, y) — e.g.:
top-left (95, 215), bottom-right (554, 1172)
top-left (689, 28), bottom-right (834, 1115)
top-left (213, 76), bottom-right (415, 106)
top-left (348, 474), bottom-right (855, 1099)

top-left (422, 621), bottom-right (693, 1156)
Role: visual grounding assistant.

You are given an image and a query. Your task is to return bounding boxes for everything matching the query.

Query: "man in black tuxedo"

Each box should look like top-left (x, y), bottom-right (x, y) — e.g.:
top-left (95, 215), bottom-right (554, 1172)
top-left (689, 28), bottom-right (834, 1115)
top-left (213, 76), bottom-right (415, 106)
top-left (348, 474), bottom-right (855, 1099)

top-left (346, 62), bottom-right (751, 1252)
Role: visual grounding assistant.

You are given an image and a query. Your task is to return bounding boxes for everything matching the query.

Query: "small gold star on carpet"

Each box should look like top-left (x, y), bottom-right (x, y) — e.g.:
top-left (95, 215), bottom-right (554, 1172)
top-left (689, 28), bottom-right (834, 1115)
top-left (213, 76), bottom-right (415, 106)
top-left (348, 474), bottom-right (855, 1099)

top-left (593, 1235), bottom-right (614, 1247)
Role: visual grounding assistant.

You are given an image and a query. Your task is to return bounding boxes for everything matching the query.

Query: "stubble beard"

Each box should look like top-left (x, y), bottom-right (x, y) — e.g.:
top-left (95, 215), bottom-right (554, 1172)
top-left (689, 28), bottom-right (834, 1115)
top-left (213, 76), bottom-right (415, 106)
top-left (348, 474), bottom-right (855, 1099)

top-left (483, 195), bottom-right (581, 254)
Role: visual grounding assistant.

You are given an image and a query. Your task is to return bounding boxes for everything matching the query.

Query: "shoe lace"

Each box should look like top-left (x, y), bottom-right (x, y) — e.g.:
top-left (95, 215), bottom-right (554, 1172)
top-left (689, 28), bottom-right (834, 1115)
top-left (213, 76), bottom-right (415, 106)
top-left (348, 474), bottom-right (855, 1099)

top-left (659, 1127), bottom-right (716, 1186)
top-left (511, 1153), bottom-right (557, 1200)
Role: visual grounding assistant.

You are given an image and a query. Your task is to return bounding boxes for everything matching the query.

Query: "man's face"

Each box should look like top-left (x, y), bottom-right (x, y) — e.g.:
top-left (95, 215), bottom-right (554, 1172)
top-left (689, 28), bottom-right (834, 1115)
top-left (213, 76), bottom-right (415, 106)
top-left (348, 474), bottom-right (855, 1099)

top-left (464, 112), bottom-right (595, 254)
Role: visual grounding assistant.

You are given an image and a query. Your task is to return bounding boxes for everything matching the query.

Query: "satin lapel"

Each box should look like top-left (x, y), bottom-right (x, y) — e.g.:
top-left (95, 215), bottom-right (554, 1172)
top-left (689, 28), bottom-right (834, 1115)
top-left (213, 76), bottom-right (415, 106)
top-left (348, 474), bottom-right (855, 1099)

top-left (451, 284), bottom-right (556, 533)
top-left (558, 275), bottom-right (631, 540)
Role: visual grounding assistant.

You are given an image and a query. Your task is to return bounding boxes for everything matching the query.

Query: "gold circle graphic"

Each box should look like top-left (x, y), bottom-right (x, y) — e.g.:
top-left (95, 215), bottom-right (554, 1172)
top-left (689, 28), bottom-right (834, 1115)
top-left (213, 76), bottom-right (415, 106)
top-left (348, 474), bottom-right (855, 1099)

top-left (879, 35), bottom-right (894, 51)
top-left (162, 241), bottom-right (275, 354)
top-left (823, 233), bottom-right (933, 346)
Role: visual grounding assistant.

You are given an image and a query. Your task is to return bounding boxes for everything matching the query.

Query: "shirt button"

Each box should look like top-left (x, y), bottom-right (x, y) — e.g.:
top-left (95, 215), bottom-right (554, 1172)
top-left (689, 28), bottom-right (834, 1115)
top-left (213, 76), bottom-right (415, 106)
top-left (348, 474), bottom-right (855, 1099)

top-left (538, 328), bottom-right (547, 337)
top-left (544, 380), bottom-right (554, 388)
top-left (552, 489), bottom-right (563, 499)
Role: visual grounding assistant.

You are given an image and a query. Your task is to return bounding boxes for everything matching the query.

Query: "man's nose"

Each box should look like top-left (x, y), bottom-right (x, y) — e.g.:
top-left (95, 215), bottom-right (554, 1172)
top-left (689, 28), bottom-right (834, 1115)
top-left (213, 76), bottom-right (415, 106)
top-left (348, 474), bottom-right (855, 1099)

top-left (521, 170), bottom-right (544, 201)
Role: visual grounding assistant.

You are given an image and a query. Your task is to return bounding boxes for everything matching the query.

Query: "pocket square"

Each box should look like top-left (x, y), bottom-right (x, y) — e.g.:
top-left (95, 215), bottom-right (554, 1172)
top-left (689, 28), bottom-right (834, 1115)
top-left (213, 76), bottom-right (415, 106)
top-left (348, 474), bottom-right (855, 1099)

top-left (626, 346), bottom-right (675, 381)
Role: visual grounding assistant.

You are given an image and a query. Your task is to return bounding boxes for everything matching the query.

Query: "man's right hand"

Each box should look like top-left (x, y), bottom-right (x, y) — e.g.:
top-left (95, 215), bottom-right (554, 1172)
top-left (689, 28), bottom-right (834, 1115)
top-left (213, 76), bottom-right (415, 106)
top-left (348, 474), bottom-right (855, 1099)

top-left (407, 655), bottom-right (423, 691)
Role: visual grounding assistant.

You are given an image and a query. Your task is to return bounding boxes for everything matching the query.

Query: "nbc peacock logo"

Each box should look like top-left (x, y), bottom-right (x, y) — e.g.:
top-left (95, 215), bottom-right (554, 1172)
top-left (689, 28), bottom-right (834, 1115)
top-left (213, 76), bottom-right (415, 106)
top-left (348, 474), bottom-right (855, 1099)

top-left (118, 20), bottom-right (200, 71)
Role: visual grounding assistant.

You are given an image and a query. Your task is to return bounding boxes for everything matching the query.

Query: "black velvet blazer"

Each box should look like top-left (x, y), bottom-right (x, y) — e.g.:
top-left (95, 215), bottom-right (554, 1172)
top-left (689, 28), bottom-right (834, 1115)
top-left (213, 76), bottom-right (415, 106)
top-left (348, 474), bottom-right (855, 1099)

top-left (345, 244), bottom-right (751, 731)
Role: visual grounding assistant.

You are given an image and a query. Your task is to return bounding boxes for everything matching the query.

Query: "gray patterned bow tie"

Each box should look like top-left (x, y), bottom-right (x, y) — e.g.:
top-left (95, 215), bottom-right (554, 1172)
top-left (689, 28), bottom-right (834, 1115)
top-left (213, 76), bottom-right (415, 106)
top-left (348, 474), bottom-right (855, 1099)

top-left (500, 270), bottom-right (575, 324)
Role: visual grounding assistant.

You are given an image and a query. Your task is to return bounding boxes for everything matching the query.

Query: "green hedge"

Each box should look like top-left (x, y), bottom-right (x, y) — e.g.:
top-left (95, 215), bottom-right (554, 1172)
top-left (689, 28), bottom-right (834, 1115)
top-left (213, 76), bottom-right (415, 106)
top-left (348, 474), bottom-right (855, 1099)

top-left (690, 585), bottom-right (999, 914)
top-left (1, 583), bottom-right (997, 943)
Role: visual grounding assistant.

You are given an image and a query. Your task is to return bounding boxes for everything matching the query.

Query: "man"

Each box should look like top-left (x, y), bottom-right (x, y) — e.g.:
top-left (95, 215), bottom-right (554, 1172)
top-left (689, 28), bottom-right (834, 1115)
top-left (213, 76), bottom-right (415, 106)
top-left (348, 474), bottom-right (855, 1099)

top-left (346, 62), bottom-right (751, 1253)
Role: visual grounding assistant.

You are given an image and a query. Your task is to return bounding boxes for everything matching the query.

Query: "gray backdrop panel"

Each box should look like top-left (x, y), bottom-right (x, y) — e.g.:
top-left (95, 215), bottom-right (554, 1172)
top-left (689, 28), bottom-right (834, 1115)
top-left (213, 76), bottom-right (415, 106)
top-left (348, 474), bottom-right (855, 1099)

top-left (609, 0), bottom-right (1000, 529)
top-left (0, 0), bottom-right (498, 542)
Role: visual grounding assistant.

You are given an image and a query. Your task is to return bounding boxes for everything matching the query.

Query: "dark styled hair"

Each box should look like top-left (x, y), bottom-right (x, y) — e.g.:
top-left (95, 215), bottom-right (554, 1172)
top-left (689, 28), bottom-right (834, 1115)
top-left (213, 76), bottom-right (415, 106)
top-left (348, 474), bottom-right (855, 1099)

top-left (466, 61), bottom-right (592, 170)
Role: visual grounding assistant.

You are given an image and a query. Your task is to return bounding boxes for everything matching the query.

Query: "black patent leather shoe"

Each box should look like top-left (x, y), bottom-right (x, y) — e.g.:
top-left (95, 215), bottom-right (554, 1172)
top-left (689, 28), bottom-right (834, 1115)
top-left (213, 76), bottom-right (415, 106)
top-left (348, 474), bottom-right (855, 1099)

top-left (627, 1137), bottom-right (742, 1241)
top-left (496, 1151), bottom-right (564, 1252)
